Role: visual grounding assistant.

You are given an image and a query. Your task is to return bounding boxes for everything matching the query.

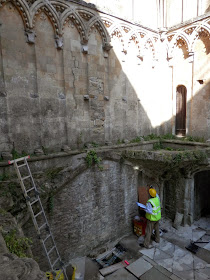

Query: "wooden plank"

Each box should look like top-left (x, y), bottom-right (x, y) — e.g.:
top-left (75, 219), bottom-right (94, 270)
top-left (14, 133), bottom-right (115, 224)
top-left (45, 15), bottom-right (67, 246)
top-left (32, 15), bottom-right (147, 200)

top-left (99, 262), bottom-right (126, 276)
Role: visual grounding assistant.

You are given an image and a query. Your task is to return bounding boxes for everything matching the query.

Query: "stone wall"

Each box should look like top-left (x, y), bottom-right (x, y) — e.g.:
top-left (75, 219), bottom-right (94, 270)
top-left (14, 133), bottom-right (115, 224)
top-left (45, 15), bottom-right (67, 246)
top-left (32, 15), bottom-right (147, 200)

top-left (0, 141), bottom-right (209, 269)
top-left (0, 0), bottom-right (210, 156)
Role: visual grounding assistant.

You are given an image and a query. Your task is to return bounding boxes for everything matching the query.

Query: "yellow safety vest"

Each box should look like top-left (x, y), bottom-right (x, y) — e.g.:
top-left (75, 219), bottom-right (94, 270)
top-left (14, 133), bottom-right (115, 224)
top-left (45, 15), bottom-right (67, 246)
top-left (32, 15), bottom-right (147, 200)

top-left (145, 197), bottom-right (161, 222)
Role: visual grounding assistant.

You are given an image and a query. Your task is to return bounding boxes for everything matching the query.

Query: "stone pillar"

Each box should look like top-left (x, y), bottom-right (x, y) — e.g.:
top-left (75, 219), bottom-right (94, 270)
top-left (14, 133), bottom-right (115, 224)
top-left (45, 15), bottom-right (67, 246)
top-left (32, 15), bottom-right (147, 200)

top-left (183, 177), bottom-right (194, 226)
top-left (188, 51), bottom-right (194, 135)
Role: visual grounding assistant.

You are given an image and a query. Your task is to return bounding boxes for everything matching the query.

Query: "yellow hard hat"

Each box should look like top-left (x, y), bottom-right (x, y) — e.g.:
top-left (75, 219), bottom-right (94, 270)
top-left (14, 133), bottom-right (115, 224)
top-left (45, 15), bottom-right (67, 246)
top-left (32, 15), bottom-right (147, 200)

top-left (149, 188), bottom-right (156, 197)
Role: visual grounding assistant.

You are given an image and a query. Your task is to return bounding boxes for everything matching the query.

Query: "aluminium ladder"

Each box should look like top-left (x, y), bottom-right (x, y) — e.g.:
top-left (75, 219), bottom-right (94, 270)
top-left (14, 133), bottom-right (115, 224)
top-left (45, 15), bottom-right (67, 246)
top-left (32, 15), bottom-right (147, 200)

top-left (8, 156), bottom-right (68, 280)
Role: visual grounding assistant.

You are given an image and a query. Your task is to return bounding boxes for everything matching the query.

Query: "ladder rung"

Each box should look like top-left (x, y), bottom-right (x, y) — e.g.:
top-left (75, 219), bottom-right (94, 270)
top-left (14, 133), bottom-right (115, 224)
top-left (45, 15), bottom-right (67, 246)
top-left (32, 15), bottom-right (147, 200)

top-left (26, 187), bottom-right (35, 193)
top-left (39, 223), bottom-right (47, 231)
top-left (52, 257), bottom-right (60, 269)
top-left (18, 163), bottom-right (27, 168)
top-left (43, 234), bottom-right (51, 243)
top-left (47, 246), bottom-right (56, 255)
top-left (8, 155), bottom-right (30, 165)
top-left (34, 211), bottom-right (43, 218)
top-left (22, 175), bottom-right (31, 180)
top-left (31, 198), bottom-right (39, 206)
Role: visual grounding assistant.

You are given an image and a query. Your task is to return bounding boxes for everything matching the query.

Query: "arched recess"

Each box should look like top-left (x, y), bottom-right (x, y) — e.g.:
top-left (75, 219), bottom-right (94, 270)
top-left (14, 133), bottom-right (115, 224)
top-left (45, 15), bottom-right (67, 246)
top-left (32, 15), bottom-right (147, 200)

top-left (175, 85), bottom-right (187, 136)
top-left (31, 0), bottom-right (60, 35)
top-left (0, 0), bottom-right (31, 29)
top-left (61, 10), bottom-right (88, 43)
top-left (168, 32), bottom-right (190, 59)
top-left (194, 170), bottom-right (210, 220)
top-left (190, 25), bottom-right (210, 55)
top-left (87, 16), bottom-right (111, 49)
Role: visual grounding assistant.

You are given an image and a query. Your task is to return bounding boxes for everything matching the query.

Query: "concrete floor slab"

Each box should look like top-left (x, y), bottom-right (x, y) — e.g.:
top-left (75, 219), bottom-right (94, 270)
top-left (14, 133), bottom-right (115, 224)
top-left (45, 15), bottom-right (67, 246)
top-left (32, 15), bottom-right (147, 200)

top-left (173, 253), bottom-right (194, 269)
top-left (172, 261), bottom-right (192, 272)
top-left (157, 239), bottom-right (175, 257)
top-left (173, 269), bottom-right (194, 280)
top-left (199, 268), bottom-right (210, 277)
top-left (194, 217), bottom-right (210, 231)
top-left (173, 246), bottom-right (187, 260)
top-left (156, 258), bottom-right (173, 272)
top-left (105, 268), bottom-right (137, 280)
top-left (192, 228), bottom-right (206, 242)
top-left (194, 270), bottom-right (209, 280)
top-left (154, 264), bottom-right (172, 277)
top-left (139, 248), bottom-right (155, 259)
top-left (170, 274), bottom-right (182, 280)
top-left (193, 255), bottom-right (208, 269)
top-left (154, 248), bottom-right (172, 261)
top-left (126, 257), bottom-right (152, 278)
top-left (196, 234), bottom-right (210, 248)
top-left (204, 242), bottom-right (210, 251)
top-left (140, 267), bottom-right (171, 280)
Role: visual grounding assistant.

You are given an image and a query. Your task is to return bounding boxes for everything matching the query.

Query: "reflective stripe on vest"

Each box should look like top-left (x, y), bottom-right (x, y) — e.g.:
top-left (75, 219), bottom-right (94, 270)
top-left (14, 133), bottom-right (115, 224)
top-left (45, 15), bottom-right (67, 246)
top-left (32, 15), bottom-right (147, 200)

top-left (145, 196), bottom-right (161, 221)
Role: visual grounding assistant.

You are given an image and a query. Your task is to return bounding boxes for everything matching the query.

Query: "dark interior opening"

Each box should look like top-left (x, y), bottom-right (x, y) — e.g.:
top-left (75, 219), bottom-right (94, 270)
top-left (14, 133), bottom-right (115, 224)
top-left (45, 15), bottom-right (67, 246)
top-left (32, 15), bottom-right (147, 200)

top-left (194, 170), bottom-right (210, 220)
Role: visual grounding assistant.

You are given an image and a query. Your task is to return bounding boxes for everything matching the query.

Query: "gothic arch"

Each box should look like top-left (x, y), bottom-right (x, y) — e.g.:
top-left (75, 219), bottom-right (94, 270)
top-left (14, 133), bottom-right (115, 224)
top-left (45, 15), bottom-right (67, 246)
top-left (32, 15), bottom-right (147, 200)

top-left (31, 0), bottom-right (60, 35)
top-left (142, 35), bottom-right (157, 60)
top-left (87, 16), bottom-right (111, 47)
top-left (126, 31), bottom-right (142, 57)
top-left (61, 9), bottom-right (87, 43)
top-left (101, 16), bottom-right (114, 29)
top-left (190, 24), bottom-right (210, 53)
top-left (109, 24), bottom-right (125, 52)
top-left (168, 32), bottom-right (190, 58)
top-left (0, 0), bottom-right (31, 30)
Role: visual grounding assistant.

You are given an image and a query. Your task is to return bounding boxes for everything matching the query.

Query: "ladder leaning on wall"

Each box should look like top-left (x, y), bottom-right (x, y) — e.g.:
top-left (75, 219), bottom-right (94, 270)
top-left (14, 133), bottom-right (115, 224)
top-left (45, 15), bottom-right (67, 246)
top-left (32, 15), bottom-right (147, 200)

top-left (8, 156), bottom-right (68, 280)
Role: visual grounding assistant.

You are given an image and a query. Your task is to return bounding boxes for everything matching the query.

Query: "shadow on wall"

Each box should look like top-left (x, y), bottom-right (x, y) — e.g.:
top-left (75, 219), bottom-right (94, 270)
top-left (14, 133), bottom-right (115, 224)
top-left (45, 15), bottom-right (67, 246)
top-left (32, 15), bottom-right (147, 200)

top-left (0, 0), bottom-right (209, 155)
top-left (0, 1), bottom-right (155, 154)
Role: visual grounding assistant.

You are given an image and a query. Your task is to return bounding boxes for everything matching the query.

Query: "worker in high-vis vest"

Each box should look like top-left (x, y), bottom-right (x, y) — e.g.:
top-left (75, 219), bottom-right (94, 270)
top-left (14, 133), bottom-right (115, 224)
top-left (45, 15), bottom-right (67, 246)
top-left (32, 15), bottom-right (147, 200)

top-left (143, 186), bottom-right (161, 249)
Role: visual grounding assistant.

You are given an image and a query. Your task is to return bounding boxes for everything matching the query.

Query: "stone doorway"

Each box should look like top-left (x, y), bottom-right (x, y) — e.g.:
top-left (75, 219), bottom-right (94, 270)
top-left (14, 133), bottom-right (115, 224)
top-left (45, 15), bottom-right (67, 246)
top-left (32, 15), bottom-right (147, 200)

top-left (194, 170), bottom-right (210, 220)
top-left (175, 85), bottom-right (187, 136)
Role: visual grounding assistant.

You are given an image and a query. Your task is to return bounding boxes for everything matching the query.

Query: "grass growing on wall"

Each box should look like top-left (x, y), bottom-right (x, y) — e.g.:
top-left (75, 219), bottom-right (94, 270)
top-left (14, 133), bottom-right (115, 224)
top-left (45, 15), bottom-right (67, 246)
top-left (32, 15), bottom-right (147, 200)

top-left (85, 150), bottom-right (103, 170)
top-left (3, 229), bottom-right (32, 258)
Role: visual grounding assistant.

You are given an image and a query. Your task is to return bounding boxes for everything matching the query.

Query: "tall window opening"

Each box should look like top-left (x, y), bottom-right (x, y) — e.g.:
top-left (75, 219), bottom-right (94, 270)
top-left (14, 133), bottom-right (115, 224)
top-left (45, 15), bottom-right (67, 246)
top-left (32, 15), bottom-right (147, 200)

top-left (175, 85), bottom-right (187, 136)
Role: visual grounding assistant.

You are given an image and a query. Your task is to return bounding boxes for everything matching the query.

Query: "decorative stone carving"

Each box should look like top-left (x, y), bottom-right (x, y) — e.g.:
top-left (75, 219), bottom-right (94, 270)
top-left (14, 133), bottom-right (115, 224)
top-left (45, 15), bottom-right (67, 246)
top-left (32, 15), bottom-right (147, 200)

top-left (63, 14), bottom-right (87, 43)
top-left (103, 43), bottom-right (112, 52)
top-left (159, 30), bottom-right (167, 42)
top-left (25, 29), bottom-right (36, 44)
top-left (82, 44), bottom-right (88, 54)
top-left (58, 92), bottom-right (65, 99)
top-left (188, 51), bottom-right (194, 63)
top-left (55, 35), bottom-right (63, 49)
top-left (89, 77), bottom-right (103, 95)
top-left (83, 95), bottom-right (89, 100)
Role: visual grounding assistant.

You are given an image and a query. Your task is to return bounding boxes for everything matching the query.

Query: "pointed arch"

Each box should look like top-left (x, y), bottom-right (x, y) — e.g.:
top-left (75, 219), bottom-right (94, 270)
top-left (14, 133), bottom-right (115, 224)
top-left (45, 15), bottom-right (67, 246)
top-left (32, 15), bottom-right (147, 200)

top-left (31, 0), bottom-right (60, 35)
top-left (87, 16), bottom-right (111, 47)
top-left (108, 24), bottom-right (125, 52)
top-left (61, 9), bottom-right (88, 43)
top-left (168, 32), bottom-right (190, 58)
top-left (0, 0), bottom-right (31, 30)
top-left (190, 24), bottom-right (210, 53)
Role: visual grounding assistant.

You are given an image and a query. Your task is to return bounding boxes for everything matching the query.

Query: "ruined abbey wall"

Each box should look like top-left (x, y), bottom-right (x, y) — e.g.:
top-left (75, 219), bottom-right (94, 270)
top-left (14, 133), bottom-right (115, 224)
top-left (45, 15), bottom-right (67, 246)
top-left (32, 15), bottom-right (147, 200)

top-left (0, 0), bottom-right (210, 156)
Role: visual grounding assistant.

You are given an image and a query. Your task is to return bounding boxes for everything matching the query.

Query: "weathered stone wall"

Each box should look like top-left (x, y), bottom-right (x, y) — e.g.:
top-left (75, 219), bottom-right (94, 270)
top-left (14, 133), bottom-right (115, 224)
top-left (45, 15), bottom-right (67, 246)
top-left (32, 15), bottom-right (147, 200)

top-left (0, 141), bottom-right (209, 269)
top-left (0, 0), bottom-right (210, 156)
top-left (0, 151), bottom-right (139, 269)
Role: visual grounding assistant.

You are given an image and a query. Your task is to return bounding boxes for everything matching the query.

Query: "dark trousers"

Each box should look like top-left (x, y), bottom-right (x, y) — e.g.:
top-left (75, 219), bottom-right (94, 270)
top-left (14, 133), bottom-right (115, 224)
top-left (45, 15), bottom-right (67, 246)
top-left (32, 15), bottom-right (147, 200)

top-left (144, 219), bottom-right (160, 248)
